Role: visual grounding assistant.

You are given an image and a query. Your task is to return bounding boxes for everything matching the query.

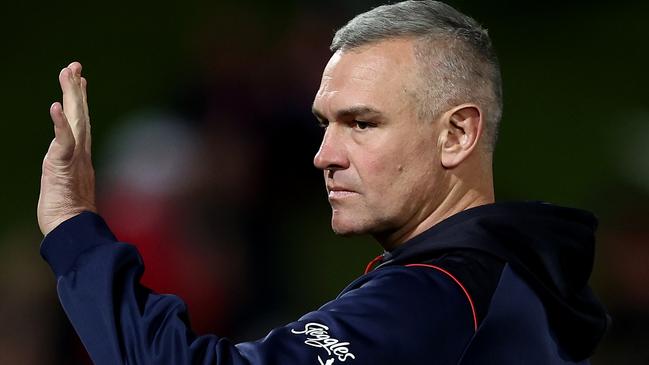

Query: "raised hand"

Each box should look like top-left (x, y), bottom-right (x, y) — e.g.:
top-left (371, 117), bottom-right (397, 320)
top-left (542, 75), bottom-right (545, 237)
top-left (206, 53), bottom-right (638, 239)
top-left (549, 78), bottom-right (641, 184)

top-left (38, 62), bottom-right (97, 236)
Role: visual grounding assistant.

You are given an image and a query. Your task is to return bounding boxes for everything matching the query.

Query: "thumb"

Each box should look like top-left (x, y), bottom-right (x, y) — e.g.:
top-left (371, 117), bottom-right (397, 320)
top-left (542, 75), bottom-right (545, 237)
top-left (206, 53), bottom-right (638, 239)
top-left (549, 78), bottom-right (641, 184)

top-left (48, 102), bottom-right (75, 161)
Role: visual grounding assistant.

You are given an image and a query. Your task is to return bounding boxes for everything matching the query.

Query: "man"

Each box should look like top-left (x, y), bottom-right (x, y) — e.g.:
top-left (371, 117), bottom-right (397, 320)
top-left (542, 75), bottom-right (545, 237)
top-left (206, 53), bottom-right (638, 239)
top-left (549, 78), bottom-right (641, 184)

top-left (38, 1), bottom-right (608, 364)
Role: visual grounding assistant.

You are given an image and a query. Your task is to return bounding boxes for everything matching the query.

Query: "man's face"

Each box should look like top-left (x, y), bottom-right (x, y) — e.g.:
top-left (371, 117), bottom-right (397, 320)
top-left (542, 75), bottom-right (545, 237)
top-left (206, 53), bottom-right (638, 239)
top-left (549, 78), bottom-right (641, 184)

top-left (312, 39), bottom-right (447, 245)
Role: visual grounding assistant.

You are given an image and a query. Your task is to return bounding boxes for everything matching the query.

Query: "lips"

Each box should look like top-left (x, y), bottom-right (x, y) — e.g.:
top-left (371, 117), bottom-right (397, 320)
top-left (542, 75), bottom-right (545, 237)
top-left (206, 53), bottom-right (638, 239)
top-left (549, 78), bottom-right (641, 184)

top-left (327, 185), bottom-right (358, 199)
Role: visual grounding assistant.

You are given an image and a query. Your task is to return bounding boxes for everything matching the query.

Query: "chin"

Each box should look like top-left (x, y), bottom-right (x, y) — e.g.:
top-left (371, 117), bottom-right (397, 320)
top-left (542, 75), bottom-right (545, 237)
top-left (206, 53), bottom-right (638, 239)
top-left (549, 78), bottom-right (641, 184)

top-left (330, 212), bottom-right (374, 236)
top-left (331, 225), bottom-right (364, 237)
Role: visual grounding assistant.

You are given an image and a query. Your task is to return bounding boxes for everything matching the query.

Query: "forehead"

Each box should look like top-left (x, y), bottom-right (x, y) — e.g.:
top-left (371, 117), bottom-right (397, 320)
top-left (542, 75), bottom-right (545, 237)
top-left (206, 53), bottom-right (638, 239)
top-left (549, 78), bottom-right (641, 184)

top-left (313, 39), bottom-right (418, 116)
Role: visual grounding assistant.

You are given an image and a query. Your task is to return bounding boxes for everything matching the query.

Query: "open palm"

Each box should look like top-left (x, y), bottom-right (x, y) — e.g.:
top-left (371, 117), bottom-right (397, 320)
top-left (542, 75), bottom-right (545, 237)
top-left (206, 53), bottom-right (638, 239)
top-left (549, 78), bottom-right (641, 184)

top-left (37, 62), bottom-right (96, 236)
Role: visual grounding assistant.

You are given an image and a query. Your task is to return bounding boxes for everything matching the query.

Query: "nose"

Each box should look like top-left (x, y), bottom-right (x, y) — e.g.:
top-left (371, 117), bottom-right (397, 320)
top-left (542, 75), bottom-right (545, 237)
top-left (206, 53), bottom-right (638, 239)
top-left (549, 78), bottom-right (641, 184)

top-left (313, 127), bottom-right (349, 172)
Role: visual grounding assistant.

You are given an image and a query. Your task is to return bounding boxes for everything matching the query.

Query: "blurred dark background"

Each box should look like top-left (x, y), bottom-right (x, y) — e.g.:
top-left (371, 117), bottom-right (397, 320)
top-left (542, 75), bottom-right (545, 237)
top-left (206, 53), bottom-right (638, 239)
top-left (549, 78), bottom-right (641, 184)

top-left (0, 0), bottom-right (647, 363)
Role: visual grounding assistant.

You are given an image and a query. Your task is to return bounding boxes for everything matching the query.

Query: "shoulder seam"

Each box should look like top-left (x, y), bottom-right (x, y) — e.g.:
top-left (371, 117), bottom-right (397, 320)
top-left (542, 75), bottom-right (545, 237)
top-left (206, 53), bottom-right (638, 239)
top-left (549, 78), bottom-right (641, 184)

top-left (405, 263), bottom-right (478, 332)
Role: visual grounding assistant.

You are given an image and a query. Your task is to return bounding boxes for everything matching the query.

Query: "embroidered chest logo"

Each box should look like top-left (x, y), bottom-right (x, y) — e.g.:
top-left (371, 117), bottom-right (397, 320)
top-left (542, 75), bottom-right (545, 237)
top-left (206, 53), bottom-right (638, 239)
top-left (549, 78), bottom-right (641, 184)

top-left (291, 322), bottom-right (356, 364)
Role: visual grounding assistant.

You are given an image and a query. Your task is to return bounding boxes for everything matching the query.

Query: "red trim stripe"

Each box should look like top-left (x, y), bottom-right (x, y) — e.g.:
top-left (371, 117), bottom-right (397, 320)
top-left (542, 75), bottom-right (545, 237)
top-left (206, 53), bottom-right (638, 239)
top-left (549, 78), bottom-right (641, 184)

top-left (405, 263), bottom-right (478, 332)
top-left (364, 255), bottom-right (384, 274)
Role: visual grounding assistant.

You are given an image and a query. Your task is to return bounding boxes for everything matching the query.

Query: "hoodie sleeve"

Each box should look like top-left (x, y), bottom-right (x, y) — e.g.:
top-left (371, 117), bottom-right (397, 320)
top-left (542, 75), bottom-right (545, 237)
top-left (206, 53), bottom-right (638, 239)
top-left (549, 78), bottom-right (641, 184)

top-left (41, 212), bottom-right (475, 365)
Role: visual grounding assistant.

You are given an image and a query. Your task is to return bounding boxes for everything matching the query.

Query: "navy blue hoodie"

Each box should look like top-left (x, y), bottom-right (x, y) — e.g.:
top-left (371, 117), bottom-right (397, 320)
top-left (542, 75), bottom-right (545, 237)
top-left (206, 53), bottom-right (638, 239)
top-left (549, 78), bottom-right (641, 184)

top-left (41, 201), bottom-right (608, 364)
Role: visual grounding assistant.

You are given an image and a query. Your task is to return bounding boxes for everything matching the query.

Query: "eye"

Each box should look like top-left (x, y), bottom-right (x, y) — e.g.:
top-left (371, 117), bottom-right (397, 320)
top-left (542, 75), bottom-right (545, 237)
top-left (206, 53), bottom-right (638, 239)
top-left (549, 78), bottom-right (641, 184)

top-left (353, 120), bottom-right (372, 130)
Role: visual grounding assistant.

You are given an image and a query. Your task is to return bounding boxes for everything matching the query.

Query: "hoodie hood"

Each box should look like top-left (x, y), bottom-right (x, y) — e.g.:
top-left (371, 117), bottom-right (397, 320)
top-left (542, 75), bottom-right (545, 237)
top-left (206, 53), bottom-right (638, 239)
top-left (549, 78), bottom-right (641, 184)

top-left (376, 201), bottom-right (609, 360)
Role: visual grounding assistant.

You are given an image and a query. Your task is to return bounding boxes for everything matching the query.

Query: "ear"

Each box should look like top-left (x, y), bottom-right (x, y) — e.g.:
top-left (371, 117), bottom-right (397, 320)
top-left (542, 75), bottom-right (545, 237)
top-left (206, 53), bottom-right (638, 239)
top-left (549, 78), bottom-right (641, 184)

top-left (439, 104), bottom-right (484, 169)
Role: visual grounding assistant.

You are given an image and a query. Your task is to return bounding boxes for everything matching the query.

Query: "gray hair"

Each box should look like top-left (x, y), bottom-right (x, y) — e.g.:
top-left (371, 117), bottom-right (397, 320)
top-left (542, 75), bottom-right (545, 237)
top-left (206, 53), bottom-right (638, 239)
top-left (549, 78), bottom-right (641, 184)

top-left (331, 0), bottom-right (503, 152)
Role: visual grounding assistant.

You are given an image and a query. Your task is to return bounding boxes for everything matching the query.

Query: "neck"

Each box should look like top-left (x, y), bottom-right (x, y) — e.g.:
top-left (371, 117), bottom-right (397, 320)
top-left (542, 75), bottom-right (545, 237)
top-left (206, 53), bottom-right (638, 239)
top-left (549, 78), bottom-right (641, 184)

top-left (376, 175), bottom-right (494, 251)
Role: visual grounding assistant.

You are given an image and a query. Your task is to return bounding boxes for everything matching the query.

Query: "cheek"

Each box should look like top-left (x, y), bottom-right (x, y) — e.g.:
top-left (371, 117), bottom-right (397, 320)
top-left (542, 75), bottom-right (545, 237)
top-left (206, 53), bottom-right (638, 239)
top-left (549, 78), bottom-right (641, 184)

top-left (360, 152), bottom-right (399, 188)
top-left (387, 142), bottom-right (437, 195)
top-left (356, 151), bottom-right (412, 206)
top-left (354, 131), bottom-right (437, 197)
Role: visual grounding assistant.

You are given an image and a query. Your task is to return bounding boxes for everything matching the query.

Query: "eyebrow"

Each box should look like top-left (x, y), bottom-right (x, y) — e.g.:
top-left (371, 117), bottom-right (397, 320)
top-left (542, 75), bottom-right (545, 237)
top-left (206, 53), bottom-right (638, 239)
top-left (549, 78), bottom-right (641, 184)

top-left (311, 105), bottom-right (384, 122)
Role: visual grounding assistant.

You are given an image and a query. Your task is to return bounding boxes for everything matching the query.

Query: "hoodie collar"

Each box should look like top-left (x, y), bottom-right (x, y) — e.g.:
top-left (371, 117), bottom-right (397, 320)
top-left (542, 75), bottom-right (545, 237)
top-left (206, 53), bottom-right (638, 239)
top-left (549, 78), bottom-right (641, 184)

top-left (373, 201), bottom-right (608, 360)
top-left (378, 201), bottom-right (598, 292)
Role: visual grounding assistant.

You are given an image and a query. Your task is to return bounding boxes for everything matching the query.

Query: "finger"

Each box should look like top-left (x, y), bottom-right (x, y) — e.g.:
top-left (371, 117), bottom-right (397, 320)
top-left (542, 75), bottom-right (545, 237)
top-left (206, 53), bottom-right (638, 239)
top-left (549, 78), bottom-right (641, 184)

top-left (59, 65), bottom-right (86, 147)
top-left (80, 76), bottom-right (89, 120)
top-left (80, 76), bottom-right (92, 155)
top-left (67, 61), bottom-right (82, 75)
top-left (48, 102), bottom-right (75, 161)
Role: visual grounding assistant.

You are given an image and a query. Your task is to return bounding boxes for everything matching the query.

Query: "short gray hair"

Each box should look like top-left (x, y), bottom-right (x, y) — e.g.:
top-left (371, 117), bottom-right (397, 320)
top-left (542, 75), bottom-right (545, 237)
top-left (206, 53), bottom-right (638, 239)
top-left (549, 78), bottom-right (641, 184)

top-left (331, 0), bottom-right (503, 151)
